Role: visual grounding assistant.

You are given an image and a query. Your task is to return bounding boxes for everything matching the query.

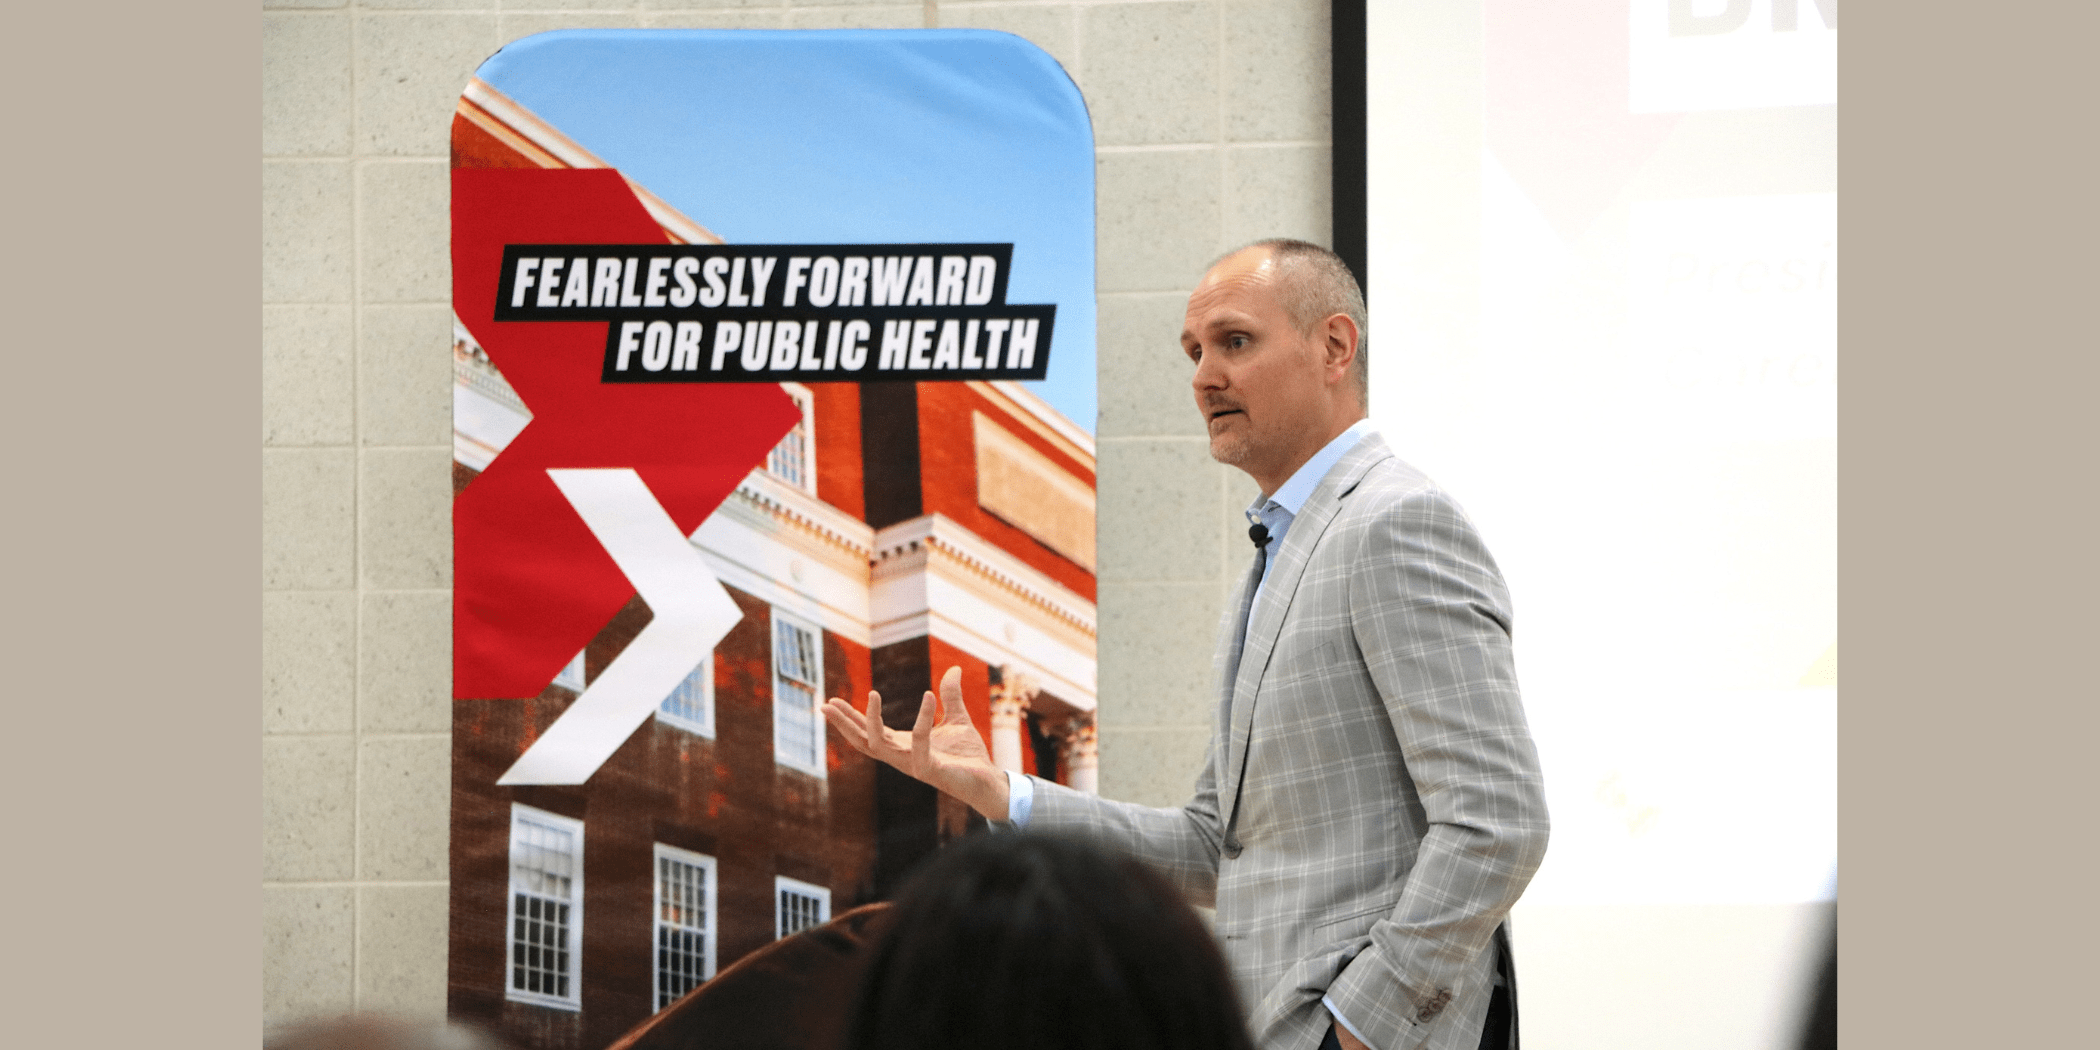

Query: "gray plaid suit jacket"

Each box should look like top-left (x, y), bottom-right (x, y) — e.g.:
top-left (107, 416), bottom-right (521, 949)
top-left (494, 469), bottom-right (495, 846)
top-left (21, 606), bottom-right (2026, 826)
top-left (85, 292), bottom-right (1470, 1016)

top-left (1028, 435), bottom-right (1549, 1050)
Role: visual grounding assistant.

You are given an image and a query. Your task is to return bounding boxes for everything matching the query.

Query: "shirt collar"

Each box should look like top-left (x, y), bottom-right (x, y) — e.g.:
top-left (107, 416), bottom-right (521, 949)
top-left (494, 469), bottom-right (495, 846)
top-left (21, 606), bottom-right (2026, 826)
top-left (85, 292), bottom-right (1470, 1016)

top-left (1248, 418), bottom-right (1378, 519)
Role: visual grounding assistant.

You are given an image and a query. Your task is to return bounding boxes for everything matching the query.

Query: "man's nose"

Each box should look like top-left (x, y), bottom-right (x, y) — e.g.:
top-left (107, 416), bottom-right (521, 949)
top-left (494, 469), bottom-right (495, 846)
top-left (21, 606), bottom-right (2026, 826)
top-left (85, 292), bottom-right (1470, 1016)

top-left (1191, 349), bottom-right (1225, 391)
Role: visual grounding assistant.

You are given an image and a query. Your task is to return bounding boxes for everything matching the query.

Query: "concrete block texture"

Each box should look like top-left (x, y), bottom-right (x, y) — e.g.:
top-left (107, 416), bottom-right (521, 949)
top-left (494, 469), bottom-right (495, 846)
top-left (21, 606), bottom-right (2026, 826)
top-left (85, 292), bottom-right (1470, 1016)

top-left (1080, 3), bottom-right (1218, 146)
top-left (265, 305), bottom-right (355, 446)
top-left (942, 4), bottom-right (1080, 75)
top-left (266, 590), bottom-right (358, 734)
top-left (265, 448), bottom-right (357, 590)
top-left (359, 305), bottom-right (452, 446)
top-left (1225, 143), bottom-right (1332, 249)
top-left (786, 5), bottom-right (924, 29)
top-left (358, 161), bottom-right (450, 303)
top-left (507, 0), bottom-right (639, 10)
top-left (264, 735), bottom-right (357, 881)
top-left (1096, 437), bottom-right (1225, 583)
top-left (264, 12), bottom-right (351, 157)
top-left (264, 161), bottom-right (353, 303)
top-left (354, 13), bottom-right (499, 157)
top-left (358, 885), bottom-right (452, 1020)
top-left (360, 591), bottom-right (452, 734)
top-left (502, 11), bottom-right (645, 41)
top-left (1096, 148), bottom-right (1222, 294)
top-left (640, 0), bottom-right (794, 11)
top-left (264, 886), bottom-right (356, 1027)
top-left (1097, 293), bottom-right (1205, 438)
top-left (361, 449), bottom-right (453, 589)
top-left (355, 0), bottom-right (484, 9)
top-left (358, 736), bottom-right (451, 880)
top-left (1096, 725), bottom-right (1213, 810)
top-left (1223, 0), bottom-right (1331, 142)
top-left (1098, 581), bottom-right (1227, 726)
top-left (641, 9), bottom-right (791, 29)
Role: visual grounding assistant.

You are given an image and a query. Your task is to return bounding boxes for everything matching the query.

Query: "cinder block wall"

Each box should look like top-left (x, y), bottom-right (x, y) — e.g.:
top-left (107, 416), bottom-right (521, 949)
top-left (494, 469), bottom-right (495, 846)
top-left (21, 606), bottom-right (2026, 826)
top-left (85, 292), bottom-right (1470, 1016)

top-left (262, 0), bottom-right (1330, 1028)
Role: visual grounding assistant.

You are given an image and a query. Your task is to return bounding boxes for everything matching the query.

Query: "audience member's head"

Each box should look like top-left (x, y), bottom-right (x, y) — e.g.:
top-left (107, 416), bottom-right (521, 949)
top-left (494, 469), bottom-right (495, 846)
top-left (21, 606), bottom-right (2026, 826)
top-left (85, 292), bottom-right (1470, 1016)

top-left (844, 832), bottom-right (1255, 1050)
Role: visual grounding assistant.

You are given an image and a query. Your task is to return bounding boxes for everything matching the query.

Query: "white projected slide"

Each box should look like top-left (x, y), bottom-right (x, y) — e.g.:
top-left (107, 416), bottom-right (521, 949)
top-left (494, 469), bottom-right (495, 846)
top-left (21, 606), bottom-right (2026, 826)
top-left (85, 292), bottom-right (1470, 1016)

top-left (1630, 0), bottom-right (1836, 112)
top-left (1366, 3), bottom-right (1834, 1048)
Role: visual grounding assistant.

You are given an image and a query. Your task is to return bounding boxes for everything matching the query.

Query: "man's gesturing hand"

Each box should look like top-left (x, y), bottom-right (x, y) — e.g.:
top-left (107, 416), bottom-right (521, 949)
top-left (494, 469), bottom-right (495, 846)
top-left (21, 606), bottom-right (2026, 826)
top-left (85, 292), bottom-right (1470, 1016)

top-left (822, 665), bottom-right (1010, 821)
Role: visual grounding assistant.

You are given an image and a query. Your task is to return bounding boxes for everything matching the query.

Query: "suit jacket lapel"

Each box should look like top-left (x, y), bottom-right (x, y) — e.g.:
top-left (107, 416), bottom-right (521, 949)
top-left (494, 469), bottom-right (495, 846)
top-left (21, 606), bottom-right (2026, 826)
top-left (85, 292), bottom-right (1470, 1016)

top-left (1217, 554), bottom-right (1261, 736)
top-left (1220, 435), bottom-right (1392, 832)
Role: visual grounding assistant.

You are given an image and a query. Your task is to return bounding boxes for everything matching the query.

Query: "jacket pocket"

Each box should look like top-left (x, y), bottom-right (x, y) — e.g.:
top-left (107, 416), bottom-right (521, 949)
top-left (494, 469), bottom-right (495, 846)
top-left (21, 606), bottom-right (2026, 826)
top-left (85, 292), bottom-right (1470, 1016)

top-left (1311, 901), bottom-right (1393, 943)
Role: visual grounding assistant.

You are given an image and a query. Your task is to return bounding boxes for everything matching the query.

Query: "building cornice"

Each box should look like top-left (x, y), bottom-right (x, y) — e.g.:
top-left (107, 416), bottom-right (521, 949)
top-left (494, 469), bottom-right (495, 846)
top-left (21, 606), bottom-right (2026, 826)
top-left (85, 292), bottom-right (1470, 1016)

top-left (709, 468), bottom-right (876, 574)
top-left (968, 380), bottom-right (1096, 472)
top-left (873, 514), bottom-right (1096, 643)
top-left (691, 471), bottom-right (875, 648)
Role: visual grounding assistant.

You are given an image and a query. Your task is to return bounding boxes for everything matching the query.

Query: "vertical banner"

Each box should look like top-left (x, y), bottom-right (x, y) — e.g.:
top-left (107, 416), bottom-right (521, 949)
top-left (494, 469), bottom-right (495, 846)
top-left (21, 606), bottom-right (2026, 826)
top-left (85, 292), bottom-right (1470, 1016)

top-left (448, 31), bottom-right (1096, 1048)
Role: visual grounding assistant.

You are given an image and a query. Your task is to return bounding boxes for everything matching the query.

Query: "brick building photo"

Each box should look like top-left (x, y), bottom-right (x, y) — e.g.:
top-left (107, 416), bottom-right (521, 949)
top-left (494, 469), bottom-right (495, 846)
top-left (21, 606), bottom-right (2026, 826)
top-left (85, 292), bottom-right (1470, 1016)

top-left (448, 79), bottom-right (1098, 1050)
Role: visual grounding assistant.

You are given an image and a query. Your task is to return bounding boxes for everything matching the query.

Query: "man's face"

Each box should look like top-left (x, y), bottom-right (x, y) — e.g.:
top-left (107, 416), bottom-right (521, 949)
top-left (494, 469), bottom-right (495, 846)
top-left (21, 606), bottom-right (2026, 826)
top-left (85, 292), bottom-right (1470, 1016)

top-left (1181, 249), bottom-right (1334, 487)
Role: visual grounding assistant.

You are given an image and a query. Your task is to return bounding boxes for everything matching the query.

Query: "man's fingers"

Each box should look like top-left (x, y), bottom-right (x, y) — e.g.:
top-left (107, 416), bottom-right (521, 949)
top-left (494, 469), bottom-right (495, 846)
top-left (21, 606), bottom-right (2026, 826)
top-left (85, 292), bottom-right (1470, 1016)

top-left (938, 665), bottom-right (971, 726)
top-left (861, 690), bottom-right (895, 753)
top-left (824, 698), bottom-right (873, 747)
top-left (911, 691), bottom-right (937, 765)
top-left (825, 699), bottom-right (887, 765)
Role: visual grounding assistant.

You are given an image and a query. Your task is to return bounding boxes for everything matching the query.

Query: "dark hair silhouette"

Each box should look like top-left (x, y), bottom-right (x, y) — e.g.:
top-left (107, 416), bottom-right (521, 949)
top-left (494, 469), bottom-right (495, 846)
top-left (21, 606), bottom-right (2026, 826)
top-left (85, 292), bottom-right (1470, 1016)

top-left (844, 832), bottom-right (1256, 1050)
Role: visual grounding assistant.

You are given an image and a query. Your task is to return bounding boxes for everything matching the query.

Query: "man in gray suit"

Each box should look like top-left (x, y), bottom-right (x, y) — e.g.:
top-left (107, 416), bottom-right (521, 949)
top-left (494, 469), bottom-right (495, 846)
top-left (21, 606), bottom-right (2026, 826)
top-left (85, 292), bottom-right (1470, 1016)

top-left (824, 240), bottom-right (1548, 1050)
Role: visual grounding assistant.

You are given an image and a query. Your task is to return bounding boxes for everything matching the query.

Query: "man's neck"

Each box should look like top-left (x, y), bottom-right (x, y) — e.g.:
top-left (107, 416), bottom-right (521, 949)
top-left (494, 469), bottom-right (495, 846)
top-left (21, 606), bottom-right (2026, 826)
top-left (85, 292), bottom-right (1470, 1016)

top-left (1253, 411), bottom-right (1368, 498)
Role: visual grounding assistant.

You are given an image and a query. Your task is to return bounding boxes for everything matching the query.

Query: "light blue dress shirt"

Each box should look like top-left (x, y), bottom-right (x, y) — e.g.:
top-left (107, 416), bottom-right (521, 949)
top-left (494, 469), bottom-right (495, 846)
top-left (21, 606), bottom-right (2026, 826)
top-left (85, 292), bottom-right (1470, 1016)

top-left (1245, 418), bottom-right (1379, 618)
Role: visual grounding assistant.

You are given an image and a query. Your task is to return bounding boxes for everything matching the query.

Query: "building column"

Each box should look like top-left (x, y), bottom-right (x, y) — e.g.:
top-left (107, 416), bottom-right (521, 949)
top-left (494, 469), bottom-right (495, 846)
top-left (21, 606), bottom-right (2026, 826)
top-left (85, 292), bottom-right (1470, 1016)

top-left (989, 667), bottom-right (1036, 774)
top-left (1060, 715), bottom-right (1099, 795)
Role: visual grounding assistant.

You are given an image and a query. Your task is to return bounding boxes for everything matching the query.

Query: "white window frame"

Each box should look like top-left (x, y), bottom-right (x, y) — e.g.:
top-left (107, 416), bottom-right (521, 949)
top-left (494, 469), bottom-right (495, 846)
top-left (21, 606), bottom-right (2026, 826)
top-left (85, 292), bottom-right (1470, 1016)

top-left (770, 608), bottom-right (827, 778)
top-left (766, 382), bottom-right (817, 495)
top-left (773, 875), bottom-right (831, 940)
top-left (552, 648), bottom-right (586, 693)
top-left (506, 804), bottom-right (584, 1011)
top-left (656, 654), bottom-right (715, 737)
top-left (652, 844), bottom-right (718, 1011)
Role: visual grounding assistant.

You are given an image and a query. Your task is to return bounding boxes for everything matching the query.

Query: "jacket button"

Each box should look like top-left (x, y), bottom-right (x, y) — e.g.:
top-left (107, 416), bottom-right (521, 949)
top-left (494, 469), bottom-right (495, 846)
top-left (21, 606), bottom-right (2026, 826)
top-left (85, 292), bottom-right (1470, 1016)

top-left (1416, 992), bottom-right (1451, 1022)
top-left (1222, 837), bottom-right (1243, 859)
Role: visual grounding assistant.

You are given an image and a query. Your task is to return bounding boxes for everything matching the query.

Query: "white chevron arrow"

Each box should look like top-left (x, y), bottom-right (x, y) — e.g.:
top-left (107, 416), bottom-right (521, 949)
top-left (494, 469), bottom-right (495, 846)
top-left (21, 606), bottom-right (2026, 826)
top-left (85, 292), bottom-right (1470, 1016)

top-left (497, 468), bottom-right (744, 785)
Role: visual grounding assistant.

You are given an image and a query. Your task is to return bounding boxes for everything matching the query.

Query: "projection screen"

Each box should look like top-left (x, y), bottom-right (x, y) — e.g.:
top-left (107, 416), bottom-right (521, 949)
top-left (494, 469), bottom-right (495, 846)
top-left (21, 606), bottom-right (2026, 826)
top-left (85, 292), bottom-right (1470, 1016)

top-left (1359, 3), bottom-right (1836, 1048)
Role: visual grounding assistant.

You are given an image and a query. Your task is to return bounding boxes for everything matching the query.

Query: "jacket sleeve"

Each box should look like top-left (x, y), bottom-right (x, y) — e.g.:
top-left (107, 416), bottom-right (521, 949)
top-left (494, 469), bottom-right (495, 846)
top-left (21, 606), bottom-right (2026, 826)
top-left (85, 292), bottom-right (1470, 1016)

top-left (1323, 486), bottom-right (1549, 1050)
top-left (1023, 736), bottom-right (1225, 908)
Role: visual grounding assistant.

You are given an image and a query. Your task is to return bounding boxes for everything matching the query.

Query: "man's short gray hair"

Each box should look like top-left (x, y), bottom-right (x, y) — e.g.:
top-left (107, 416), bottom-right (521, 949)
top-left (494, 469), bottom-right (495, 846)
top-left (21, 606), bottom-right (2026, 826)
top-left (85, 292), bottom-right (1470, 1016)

top-left (1222, 238), bottom-right (1369, 402)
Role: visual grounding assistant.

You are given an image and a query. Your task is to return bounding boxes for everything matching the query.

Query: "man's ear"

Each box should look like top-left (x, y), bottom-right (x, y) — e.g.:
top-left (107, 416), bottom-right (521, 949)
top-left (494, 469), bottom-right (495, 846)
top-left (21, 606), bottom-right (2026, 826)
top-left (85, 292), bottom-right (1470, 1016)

top-left (1322, 313), bottom-right (1361, 385)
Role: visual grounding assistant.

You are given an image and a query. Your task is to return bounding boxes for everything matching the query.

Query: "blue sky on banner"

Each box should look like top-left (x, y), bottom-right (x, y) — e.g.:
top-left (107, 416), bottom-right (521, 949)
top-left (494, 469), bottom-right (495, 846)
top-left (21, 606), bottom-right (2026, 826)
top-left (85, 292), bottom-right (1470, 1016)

top-left (478, 29), bottom-right (1099, 434)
